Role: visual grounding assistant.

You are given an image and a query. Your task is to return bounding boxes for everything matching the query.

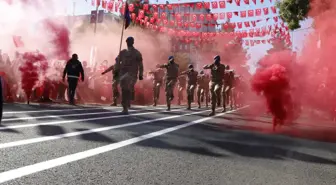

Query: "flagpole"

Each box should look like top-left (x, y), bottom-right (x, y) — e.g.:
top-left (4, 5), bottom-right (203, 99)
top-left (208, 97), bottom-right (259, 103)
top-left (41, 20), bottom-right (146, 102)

top-left (118, 0), bottom-right (127, 56)
top-left (94, 4), bottom-right (99, 35)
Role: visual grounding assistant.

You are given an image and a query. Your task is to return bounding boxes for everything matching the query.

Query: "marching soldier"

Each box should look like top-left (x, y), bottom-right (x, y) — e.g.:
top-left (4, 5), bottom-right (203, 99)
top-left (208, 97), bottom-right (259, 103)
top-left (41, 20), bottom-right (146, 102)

top-left (177, 75), bottom-right (186, 105)
top-left (197, 70), bottom-right (210, 108)
top-left (223, 65), bottom-right (235, 111)
top-left (203, 55), bottom-right (226, 116)
top-left (102, 57), bottom-right (120, 106)
top-left (115, 37), bottom-right (144, 114)
top-left (148, 64), bottom-right (165, 106)
top-left (0, 75), bottom-right (3, 124)
top-left (159, 56), bottom-right (179, 111)
top-left (180, 64), bottom-right (198, 109)
top-left (232, 75), bottom-right (241, 108)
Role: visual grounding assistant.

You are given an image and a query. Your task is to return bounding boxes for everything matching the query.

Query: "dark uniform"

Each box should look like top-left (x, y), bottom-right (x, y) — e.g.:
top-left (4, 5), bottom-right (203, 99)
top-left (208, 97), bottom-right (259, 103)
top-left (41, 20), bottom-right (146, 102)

top-left (180, 64), bottom-right (198, 109)
top-left (102, 57), bottom-right (120, 106)
top-left (63, 54), bottom-right (84, 105)
top-left (177, 75), bottom-right (186, 105)
top-left (203, 55), bottom-right (226, 116)
top-left (115, 37), bottom-right (143, 114)
top-left (148, 64), bottom-right (165, 106)
top-left (197, 70), bottom-right (210, 108)
top-left (159, 56), bottom-right (179, 111)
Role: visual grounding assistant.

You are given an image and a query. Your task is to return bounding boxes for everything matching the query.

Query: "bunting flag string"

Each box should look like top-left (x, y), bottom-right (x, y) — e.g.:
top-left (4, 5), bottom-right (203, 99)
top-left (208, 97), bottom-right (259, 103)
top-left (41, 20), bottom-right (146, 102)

top-left (96, 0), bottom-right (278, 18)
top-left (89, 0), bottom-right (290, 48)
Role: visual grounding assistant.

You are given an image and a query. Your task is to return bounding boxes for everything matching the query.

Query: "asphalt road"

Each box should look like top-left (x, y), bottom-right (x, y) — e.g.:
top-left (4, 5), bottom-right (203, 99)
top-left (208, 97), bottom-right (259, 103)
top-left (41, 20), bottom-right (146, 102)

top-left (0, 103), bottom-right (335, 185)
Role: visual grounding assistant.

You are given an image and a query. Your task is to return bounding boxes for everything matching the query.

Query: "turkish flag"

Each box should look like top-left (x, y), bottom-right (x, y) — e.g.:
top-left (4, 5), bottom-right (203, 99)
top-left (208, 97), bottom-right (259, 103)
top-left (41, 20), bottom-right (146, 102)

top-left (204, 2), bottom-right (210, 9)
top-left (211, 1), bottom-right (218, 9)
top-left (271, 6), bottom-right (277, 13)
top-left (219, 1), bottom-right (226, 8)
top-left (102, 0), bottom-right (107, 8)
top-left (227, 12), bottom-right (232, 18)
top-left (219, 13), bottom-right (225, 19)
top-left (12, 36), bottom-right (24, 48)
top-left (107, 1), bottom-right (113, 11)
top-left (237, 22), bottom-right (243, 28)
top-left (248, 10), bottom-right (254, 17)
top-left (274, 17), bottom-right (279, 22)
top-left (263, 7), bottom-right (269, 15)
top-left (240, 11), bottom-right (246, 18)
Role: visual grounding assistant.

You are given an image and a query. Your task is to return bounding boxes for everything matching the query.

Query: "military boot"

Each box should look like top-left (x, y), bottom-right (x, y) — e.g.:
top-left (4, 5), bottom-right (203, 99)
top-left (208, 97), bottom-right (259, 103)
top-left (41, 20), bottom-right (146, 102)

top-left (208, 104), bottom-right (216, 116)
top-left (166, 97), bottom-right (171, 111)
top-left (187, 95), bottom-right (191, 110)
top-left (111, 98), bottom-right (117, 106)
top-left (121, 105), bottom-right (128, 115)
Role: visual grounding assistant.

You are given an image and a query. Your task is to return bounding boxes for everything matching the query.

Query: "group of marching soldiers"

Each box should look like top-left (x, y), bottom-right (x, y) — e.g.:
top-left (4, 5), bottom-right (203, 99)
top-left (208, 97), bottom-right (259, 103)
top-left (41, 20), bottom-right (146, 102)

top-left (148, 55), bottom-right (242, 116)
top-left (99, 37), bottom-right (242, 115)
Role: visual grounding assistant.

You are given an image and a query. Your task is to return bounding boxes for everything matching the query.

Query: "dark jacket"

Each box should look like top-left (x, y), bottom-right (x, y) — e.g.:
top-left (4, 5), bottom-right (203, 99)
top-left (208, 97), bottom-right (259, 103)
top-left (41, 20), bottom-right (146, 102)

top-left (63, 59), bottom-right (84, 80)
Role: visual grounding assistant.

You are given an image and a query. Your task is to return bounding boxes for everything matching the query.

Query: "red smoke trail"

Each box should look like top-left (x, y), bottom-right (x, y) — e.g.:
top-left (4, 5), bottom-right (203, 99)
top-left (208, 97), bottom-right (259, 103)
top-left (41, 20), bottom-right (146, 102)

top-left (251, 50), bottom-right (299, 129)
top-left (248, 1), bottom-right (336, 131)
top-left (43, 20), bottom-right (71, 60)
top-left (19, 52), bottom-right (48, 104)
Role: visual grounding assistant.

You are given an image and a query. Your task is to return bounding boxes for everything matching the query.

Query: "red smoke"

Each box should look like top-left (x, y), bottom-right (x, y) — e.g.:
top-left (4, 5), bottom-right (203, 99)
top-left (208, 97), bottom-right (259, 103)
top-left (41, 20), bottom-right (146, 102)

top-left (251, 51), bottom-right (297, 128)
top-left (250, 0), bottom-right (336, 127)
top-left (43, 20), bottom-right (71, 60)
top-left (19, 52), bottom-right (48, 103)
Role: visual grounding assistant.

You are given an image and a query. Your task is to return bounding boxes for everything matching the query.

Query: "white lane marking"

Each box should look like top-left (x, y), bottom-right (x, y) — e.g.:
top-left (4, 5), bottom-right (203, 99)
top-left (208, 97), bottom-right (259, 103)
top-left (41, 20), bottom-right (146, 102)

top-left (4, 107), bottom-right (118, 114)
top-left (2, 107), bottom-right (166, 122)
top-left (3, 105), bottom-right (150, 114)
top-left (0, 106), bottom-right (248, 183)
top-left (0, 109), bottom-right (211, 149)
top-left (0, 108), bottom-right (184, 131)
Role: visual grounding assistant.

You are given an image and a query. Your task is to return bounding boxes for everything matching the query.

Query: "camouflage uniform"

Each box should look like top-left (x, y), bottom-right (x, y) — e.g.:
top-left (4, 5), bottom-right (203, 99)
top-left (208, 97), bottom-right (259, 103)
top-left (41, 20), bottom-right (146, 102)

top-left (180, 68), bottom-right (198, 109)
top-left (115, 46), bottom-right (143, 113)
top-left (102, 63), bottom-right (120, 106)
top-left (222, 69), bottom-right (235, 111)
top-left (159, 60), bottom-right (179, 111)
top-left (197, 72), bottom-right (210, 108)
top-left (177, 76), bottom-right (186, 105)
top-left (204, 59), bottom-right (226, 116)
top-left (232, 75), bottom-right (241, 108)
top-left (148, 68), bottom-right (165, 106)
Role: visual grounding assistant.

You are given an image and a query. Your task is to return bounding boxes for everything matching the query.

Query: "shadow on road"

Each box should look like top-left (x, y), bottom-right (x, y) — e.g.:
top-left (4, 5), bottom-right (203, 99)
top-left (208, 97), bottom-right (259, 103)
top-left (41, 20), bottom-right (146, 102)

top-left (38, 125), bottom-right (66, 136)
top-left (222, 115), bottom-right (271, 125)
top-left (0, 125), bottom-right (20, 133)
top-left (134, 137), bottom-right (225, 158)
top-left (202, 139), bottom-right (336, 165)
top-left (75, 129), bottom-right (115, 143)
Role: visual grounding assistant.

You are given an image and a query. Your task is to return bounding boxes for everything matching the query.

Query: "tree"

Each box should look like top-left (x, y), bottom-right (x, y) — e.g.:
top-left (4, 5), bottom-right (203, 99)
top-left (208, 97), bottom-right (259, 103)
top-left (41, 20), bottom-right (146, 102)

top-left (277, 0), bottom-right (310, 30)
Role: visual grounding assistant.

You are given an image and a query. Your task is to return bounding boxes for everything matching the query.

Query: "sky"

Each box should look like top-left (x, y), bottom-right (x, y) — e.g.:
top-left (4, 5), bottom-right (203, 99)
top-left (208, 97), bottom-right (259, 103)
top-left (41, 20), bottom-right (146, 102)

top-left (62, 0), bottom-right (314, 68)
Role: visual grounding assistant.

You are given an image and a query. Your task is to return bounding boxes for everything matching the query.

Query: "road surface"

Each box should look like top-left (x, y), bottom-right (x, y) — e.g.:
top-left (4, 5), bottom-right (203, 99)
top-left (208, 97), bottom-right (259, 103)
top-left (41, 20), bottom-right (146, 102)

top-left (0, 103), bottom-right (335, 185)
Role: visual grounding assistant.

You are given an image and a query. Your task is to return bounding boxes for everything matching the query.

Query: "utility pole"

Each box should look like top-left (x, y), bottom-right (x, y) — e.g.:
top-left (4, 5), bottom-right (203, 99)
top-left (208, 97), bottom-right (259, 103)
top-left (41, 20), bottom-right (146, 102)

top-left (72, 1), bottom-right (76, 27)
top-left (94, 3), bottom-right (100, 34)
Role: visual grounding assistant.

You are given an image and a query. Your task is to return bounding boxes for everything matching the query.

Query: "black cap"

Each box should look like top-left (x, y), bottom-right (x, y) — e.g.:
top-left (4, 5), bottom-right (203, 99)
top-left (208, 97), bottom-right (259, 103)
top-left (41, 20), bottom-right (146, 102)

top-left (126, 37), bottom-right (134, 43)
top-left (72, 53), bottom-right (78, 59)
